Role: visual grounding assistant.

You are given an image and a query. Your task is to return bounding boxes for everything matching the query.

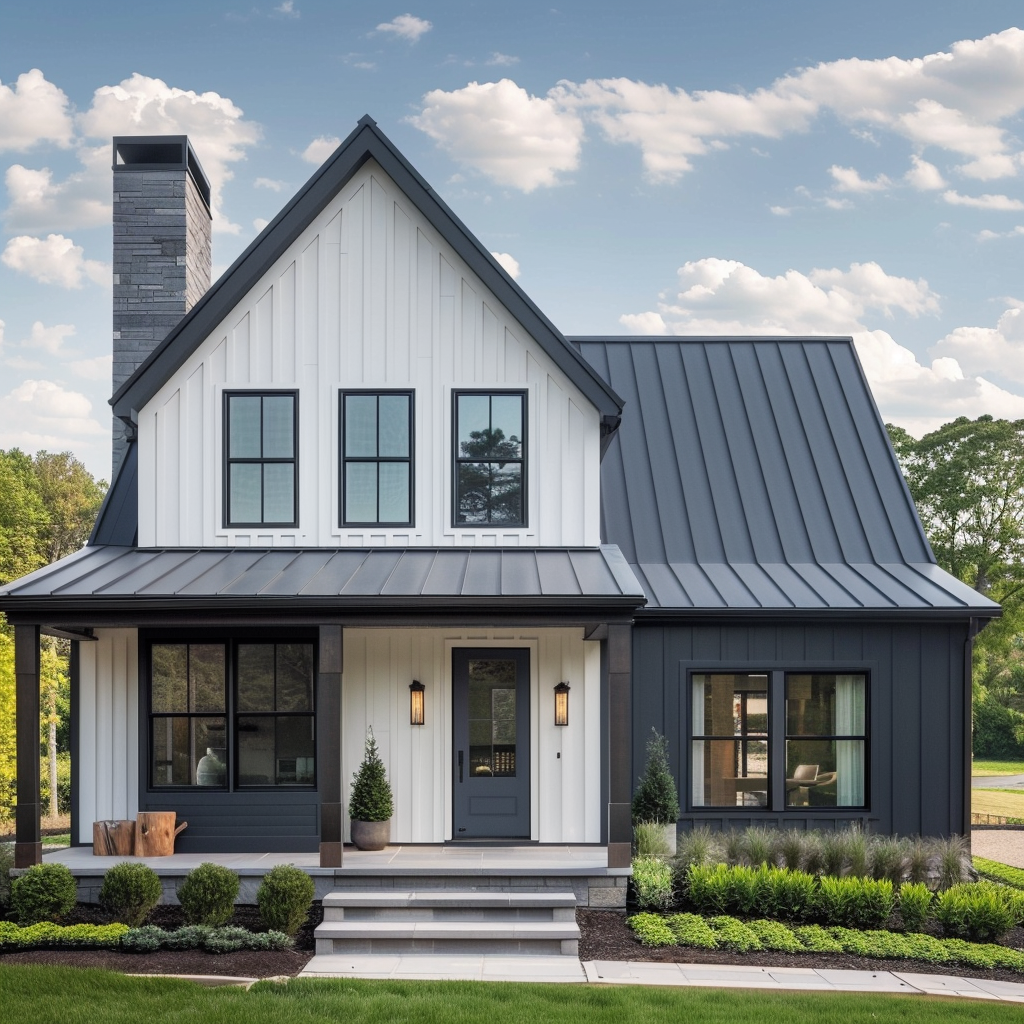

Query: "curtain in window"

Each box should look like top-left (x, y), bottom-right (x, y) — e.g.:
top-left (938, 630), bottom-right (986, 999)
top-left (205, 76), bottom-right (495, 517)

top-left (691, 675), bottom-right (705, 806)
top-left (835, 674), bottom-right (865, 806)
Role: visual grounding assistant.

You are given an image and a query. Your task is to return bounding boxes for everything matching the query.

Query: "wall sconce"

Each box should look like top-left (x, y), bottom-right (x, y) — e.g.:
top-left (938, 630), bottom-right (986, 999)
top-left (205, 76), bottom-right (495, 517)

top-left (554, 682), bottom-right (570, 727)
top-left (409, 680), bottom-right (425, 725)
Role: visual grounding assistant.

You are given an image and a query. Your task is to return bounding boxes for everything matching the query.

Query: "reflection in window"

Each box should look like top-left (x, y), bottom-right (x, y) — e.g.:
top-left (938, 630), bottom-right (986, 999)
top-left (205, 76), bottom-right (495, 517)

top-left (467, 659), bottom-right (517, 777)
top-left (454, 392), bottom-right (525, 525)
top-left (341, 391), bottom-right (413, 525)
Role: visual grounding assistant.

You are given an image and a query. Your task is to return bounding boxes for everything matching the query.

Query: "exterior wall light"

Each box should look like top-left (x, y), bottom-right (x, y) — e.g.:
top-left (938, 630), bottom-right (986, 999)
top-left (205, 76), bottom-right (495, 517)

top-left (409, 680), bottom-right (425, 725)
top-left (554, 682), bottom-right (570, 727)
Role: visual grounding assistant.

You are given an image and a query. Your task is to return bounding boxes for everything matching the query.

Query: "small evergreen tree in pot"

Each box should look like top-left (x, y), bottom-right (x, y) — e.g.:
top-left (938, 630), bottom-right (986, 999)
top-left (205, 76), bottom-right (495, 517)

top-left (632, 728), bottom-right (680, 854)
top-left (349, 727), bottom-right (394, 850)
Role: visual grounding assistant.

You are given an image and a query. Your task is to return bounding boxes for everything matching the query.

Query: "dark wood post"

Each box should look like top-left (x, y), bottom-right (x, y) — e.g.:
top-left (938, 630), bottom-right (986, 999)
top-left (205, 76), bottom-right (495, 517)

top-left (15, 625), bottom-right (42, 867)
top-left (318, 624), bottom-right (343, 867)
top-left (606, 623), bottom-right (632, 868)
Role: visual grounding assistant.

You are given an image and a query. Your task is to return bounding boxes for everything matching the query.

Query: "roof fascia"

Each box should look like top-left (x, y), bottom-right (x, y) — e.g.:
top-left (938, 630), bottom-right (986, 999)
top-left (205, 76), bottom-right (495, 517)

top-left (113, 117), bottom-right (624, 423)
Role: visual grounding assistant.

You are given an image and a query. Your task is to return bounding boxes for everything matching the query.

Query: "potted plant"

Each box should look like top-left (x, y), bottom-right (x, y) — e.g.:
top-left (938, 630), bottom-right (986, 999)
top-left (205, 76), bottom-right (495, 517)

top-left (631, 728), bottom-right (680, 856)
top-left (349, 727), bottom-right (394, 851)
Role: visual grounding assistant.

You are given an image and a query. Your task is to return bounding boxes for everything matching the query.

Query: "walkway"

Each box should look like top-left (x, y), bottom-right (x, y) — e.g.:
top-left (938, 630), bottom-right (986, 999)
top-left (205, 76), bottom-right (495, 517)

top-left (971, 829), bottom-right (1024, 868)
top-left (972, 774), bottom-right (1024, 789)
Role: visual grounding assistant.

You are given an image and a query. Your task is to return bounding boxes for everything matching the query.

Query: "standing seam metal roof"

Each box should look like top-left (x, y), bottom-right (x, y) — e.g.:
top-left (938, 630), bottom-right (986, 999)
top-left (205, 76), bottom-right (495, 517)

top-left (572, 336), bottom-right (999, 614)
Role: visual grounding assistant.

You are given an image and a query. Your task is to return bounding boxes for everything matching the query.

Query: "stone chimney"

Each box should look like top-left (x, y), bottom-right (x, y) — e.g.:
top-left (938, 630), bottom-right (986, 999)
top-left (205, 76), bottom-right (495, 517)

top-left (111, 136), bottom-right (212, 474)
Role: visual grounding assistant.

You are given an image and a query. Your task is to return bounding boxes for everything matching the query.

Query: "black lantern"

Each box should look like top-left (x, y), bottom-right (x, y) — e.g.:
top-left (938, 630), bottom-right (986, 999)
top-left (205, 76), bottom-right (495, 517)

top-left (554, 681), bottom-right (570, 726)
top-left (409, 680), bottom-right (425, 725)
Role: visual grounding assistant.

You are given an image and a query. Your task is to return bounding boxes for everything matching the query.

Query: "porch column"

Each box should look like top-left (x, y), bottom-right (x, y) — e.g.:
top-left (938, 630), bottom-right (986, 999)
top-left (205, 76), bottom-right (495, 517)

top-left (15, 625), bottom-right (42, 867)
top-left (318, 624), bottom-right (343, 867)
top-left (606, 623), bottom-right (632, 868)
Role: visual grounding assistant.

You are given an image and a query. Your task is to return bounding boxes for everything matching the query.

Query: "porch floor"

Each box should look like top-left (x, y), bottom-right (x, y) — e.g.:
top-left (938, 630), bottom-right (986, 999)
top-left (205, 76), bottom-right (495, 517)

top-left (46, 844), bottom-right (626, 877)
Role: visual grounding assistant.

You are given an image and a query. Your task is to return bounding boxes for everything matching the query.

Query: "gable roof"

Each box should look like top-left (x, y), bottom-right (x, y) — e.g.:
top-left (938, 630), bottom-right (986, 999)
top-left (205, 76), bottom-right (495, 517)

top-left (573, 335), bottom-right (1000, 617)
top-left (111, 116), bottom-right (624, 429)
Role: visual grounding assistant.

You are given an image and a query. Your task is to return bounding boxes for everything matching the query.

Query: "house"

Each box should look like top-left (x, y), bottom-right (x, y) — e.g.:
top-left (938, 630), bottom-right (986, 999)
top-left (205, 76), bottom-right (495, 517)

top-left (1, 118), bottom-right (998, 875)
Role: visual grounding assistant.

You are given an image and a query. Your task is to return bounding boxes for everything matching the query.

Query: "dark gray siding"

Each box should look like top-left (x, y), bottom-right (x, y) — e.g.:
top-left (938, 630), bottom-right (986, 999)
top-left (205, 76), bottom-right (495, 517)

top-left (633, 620), bottom-right (970, 837)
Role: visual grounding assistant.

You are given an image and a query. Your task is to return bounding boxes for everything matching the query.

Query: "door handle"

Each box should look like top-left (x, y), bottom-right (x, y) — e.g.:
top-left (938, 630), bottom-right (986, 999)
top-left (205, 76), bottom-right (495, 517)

top-left (458, 750), bottom-right (463, 783)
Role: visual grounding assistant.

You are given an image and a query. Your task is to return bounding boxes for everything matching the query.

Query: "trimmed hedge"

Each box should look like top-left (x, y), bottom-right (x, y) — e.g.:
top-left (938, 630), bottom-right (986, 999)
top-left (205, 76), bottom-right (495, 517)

top-left (0, 921), bottom-right (128, 950)
top-left (120, 924), bottom-right (291, 953)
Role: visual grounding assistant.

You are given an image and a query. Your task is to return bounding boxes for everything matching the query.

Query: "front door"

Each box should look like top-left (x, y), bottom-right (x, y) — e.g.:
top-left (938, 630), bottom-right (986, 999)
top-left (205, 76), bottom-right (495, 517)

top-left (452, 648), bottom-right (530, 838)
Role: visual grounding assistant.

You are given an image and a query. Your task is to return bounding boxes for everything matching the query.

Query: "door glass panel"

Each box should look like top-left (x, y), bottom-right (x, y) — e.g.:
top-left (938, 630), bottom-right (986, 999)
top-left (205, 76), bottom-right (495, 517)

top-left (467, 659), bottom-right (517, 778)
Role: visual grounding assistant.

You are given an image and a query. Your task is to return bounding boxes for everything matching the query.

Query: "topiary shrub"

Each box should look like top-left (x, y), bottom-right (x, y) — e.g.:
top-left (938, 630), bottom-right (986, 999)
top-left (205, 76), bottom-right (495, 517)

top-left (257, 864), bottom-right (315, 938)
top-left (176, 862), bottom-right (239, 926)
top-left (898, 881), bottom-right (933, 933)
top-left (11, 862), bottom-right (78, 925)
top-left (934, 881), bottom-right (1024, 942)
top-left (99, 862), bottom-right (163, 926)
top-left (348, 727), bottom-right (394, 822)
top-left (631, 729), bottom-right (679, 827)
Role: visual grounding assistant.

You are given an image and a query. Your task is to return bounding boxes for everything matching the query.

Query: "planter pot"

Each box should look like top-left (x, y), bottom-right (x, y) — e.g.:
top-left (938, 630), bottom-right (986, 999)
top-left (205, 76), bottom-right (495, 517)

top-left (351, 818), bottom-right (391, 851)
top-left (662, 823), bottom-right (677, 857)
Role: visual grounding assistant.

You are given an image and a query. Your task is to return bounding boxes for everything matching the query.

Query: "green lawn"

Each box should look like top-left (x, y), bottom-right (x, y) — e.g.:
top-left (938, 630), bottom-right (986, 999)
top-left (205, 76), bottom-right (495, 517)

top-left (0, 967), bottom-right (1021, 1024)
top-left (972, 760), bottom-right (1024, 777)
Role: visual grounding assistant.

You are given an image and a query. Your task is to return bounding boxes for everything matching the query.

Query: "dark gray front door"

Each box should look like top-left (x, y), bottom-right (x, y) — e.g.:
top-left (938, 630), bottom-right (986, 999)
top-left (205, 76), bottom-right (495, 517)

top-left (452, 648), bottom-right (530, 838)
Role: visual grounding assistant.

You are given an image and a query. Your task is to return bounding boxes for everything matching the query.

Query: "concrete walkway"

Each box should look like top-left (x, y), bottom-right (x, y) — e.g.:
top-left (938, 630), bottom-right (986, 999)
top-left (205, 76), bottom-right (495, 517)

top-left (972, 829), bottom-right (1024, 868)
top-left (972, 774), bottom-right (1024, 789)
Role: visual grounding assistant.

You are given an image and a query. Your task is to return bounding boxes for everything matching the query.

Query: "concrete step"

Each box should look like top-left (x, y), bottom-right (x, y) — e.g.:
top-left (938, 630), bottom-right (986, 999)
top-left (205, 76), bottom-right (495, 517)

top-left (323, 890), bottom-right (579, 909)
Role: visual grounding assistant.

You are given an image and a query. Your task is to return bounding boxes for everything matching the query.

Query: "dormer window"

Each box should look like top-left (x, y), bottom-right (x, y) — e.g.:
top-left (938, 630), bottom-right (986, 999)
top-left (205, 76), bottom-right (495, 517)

top-left (224, 392), bottom-right (298, 527)
top-left (453, 391), bottom-right (527, 526)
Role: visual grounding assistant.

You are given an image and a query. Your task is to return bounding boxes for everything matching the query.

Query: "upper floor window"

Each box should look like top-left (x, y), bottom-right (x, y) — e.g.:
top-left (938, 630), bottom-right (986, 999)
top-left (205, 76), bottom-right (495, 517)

top-left (453, 391), bottom-right (526, 526)
top-left (224, 392), bottom-right (298, 527)
top-left (340, 391), bottom-right (414, 526)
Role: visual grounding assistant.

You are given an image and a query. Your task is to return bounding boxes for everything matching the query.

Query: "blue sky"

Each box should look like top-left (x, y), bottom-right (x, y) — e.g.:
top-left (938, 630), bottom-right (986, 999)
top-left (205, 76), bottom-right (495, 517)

top-left (3, 1), bottom-right (1024, 481)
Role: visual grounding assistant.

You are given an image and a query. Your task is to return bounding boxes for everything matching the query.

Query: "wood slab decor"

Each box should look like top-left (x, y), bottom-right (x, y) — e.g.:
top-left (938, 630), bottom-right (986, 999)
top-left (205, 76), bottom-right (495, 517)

top-left (92, 819), bottom-right (135, 856)
top-left (134, 812), bottom-right (187, 856)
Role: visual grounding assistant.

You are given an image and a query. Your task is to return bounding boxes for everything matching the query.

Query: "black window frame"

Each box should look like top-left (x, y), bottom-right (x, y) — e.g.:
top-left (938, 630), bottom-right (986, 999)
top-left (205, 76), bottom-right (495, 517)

top-left (145, 634), bottom-right (317, 793)
top-left (223, 390), bottom-right (299, 528)
top-left (688, 669), bottom-right (869, 813)
top-left (339, 389), bottom-right (415, 528)
top-left (451, 389), bottom-right (528, 528)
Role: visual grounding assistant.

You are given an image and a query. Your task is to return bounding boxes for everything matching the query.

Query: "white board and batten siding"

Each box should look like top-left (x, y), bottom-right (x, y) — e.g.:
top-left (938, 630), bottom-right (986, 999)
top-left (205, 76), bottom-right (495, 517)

top-left (342, 627), bottom-right (602, 844)
top-left (76, 629), bottom-right (139, 844)
top-left (136, 160), bottom-right (602, 549)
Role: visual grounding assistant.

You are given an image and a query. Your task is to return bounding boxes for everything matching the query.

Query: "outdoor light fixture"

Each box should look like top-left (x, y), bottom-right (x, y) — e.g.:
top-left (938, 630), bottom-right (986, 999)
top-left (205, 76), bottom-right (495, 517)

top-left (554, 682), bottom-right (570, 726)
top-left (409, 680), bottom-right (425, 725)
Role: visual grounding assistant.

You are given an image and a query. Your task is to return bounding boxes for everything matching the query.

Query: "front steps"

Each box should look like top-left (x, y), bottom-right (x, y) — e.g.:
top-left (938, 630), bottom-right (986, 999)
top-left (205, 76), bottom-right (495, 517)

top-left (314, 890), bottom-right (580, 956)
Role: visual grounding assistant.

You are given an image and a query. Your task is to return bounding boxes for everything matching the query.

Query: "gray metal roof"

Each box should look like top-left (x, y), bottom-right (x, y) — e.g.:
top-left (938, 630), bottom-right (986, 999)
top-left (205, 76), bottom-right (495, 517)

top-left (111, 117), bottom-right (623, 431)
top-left (0, 544), bottom-right (644, 612)
top-left (88, 440), bottom-right (138, 546)
top-left (572, 336), bottom-right (999, 616)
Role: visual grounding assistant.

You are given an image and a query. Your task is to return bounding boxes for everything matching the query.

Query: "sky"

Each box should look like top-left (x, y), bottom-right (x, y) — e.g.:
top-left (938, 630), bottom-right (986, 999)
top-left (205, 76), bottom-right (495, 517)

top-left (2, 1), bottom-right (1024, 483)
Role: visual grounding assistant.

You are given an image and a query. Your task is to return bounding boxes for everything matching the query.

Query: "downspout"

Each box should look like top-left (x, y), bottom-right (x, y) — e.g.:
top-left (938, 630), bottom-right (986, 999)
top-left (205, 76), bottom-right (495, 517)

top-left (963, 617), bottom-right (983, 837)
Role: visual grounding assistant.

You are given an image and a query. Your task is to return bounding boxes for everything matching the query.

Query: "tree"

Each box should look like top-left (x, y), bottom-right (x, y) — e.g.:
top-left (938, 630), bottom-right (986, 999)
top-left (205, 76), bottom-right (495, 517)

top-left (0, 450), bottom-right (48, 585)
top-left (456, 427), bottom-right (523, 523)
top-left (31, 451), bottom-right (107, 563)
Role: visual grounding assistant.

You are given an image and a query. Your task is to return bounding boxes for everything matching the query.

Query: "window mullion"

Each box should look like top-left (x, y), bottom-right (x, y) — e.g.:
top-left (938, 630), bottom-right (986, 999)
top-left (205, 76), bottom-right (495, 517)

top-left (770, 670), bottom-right (786, 812)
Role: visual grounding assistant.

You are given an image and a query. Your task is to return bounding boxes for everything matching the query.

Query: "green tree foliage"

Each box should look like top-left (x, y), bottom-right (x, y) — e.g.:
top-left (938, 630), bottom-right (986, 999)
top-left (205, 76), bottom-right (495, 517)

top-left (32, 452), bottom-right (108, 563)
top-left (632, 728), bottom-right (680, 825)
top-left (456, 427), bottom-right (523, 523)
top-left (348, 727), bottom-right (394, 822)
top-left (0, 450), bottom-right (49, 585)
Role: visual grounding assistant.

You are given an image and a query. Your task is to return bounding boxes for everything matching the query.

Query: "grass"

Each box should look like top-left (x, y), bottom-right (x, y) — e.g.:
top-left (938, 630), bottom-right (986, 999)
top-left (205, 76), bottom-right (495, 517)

top-left (972, 789), bottom-right (1024, 819)
top-left (42, 833), bottom-right (70, 848)
top-left (974, 858), bottom-right (1024, 889)
top-left (0, 967), bottom-right (1022, 1024)
top-left (972, 760), bottom-right (1024, 777)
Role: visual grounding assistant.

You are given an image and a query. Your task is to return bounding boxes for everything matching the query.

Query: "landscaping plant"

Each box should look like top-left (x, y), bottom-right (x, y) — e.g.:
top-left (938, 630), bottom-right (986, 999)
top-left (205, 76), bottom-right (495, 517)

top-left (633, 820), bottom-right (671, 857)
top-left (348, 727), bottom-right (394, 823)
top-left (898, 882), bottom-right (933, 932)
top-left (176, 862), bottom-right (239, 927)
top-left (0, 842), bottom-right (13, 910)
top-left (815, 875), bottom-right (894, 929)
top-left (99, 862), bottom-right (163, 927)
top-left (933, 834), bottom-right (971, 890)
top-left (933, 881), bottom-right (1024, 942)
top-left (10, 862), bottom-right (78, 925)
top-left (630, 728), bottom-right (679, 827)
top-left (631, 856), bottom-right (674, 910)
top-left (257, 864), bottom-right (315, 938)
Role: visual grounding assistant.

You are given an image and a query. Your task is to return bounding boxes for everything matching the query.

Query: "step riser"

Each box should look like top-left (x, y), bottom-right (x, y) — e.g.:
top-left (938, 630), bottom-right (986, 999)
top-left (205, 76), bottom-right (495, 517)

top-left (324, 907), bottom-right (577, 923)
top-left (317, 938), bottom-right (578, 956)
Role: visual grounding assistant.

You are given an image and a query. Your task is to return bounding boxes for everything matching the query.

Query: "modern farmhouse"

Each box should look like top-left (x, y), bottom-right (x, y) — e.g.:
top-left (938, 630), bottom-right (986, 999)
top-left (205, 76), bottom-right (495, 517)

top-left (0, 118), bottom-right (998, 873)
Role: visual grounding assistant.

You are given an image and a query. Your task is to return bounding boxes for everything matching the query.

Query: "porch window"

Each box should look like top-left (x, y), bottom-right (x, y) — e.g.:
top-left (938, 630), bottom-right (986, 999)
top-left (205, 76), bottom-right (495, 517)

top-left (224, 391), bottom-right (298, 526)
top-left (149, 640), bottom-right (315, 789)
top-left (690, 672), bottom-right (867, 809)
top-left (340, 391), bottom-right (414, 526)
top-left (453, 391), bottom-right (526, 525)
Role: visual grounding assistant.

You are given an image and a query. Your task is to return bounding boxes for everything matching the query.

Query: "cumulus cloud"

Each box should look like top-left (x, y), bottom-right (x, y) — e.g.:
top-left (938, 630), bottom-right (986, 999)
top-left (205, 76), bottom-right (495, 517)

top-left (376, 14), bottom-right (432, 41)
top-left (490, 251), bottom-right (520, 279)
top-left (942, 190), bottom-right (1024, 211)
top-left (486, 53), bottom-right (519, 67)
top-left (67, 354), bottom-right (112, 381)
top-left (2, 234), bottom-right (108, 288)
top-left (254, 176), bottom-right (286, 191)
top-left (932, 306), bottom-right (1024, 382)
top-left (413, 28), bottom-right (1024, 189)
top-left (905, 155), bottom-right (946, 190)
top-left (0, 379), bottom-right (107, 457)
top-left (4, 157), bottom-right (108, 231)
top-left (0, 69), bottom-right (74, 151)
top-left (410, 79), bottom-right (584, 191)
top-left (274, 1), bottom-right (299, 16)
top-left (977, 225), bottom-right (1024, 241)
top-left (302, 135), bottom-right (341, 164)
top-left (828, 165), bottom-right (891, 192)
top-left (618, 254), bottom-right (1024, 434)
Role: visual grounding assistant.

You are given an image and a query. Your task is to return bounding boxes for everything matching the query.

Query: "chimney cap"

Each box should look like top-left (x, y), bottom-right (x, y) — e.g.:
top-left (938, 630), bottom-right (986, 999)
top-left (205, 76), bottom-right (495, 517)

top-left (113, 135), bottom-right (211, 209)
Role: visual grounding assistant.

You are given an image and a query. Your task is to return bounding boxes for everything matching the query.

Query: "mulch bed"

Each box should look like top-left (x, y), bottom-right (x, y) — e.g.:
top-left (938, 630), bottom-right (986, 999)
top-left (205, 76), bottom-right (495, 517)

top-left (4, 903), bottom-right (1024, 984)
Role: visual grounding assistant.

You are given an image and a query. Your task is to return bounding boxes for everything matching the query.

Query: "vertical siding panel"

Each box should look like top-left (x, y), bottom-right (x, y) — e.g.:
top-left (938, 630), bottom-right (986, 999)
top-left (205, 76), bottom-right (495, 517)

top-left (722, 628), bottom-right (750, 663)
top-left (78, 640), bottom-right (97, 842)
top-left (538, 633), bottom-right (560, 840)
top-left (229, 312), bottom-right (250, 382)
top-left (367, 176), bottom-right (387, 381)
top-left (255, 287), bottom-right (274, 382)
top-left (505, 327), bottom-right (525, 382)
top-left (891, 626), bottom-right (921, 834)
top-left (566, 399), bottom-right (586, 546)
top-left (323, 212), bottom-right (342, 386)
top-left (137, 407), bottom-right (157, 546)
top-left (920, 625), bottom-right (949, 836)
top-left (415, 229), bottom-right (434, 361)
top-left (583, 639), bottom-right (602, 841)
top-left (158, 393), bottom-right (180, 544)
top-left (342, 186), bottom-right (364, 382)
top-left (126, 630), bottom-right (139, 821)
top-left (111, 631), bottom-right (128, 818)
top-left (183, 365), bottom-right (204, 544)
top-left (805, 626), bottom-right (835, 663)
top-left (461, 279), bottom-right (478, 381)
top-left (391, 203), bottom-right (411, 381)
top-left (277, 261), bottom-right (296, 381)
top-left (439, 255), bottom-right (456, 384)
top-left (482, 303), bottom-right (499, 381)
top-left (95, 632), bottom-right (113, 821)
top-left (542, 376), bottom-right (564, 545)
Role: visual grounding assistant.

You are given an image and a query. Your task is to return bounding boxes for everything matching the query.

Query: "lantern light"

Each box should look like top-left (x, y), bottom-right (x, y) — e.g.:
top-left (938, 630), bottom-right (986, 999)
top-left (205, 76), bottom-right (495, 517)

top-left (409, 680), bottom-right (425, 725)
top-left (554, 681), bottom-right (570, 727)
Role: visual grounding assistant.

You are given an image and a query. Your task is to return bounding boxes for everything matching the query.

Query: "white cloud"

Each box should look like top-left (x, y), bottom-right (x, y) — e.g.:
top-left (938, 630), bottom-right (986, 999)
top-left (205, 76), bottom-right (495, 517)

top-left (67, 353), bottom-right (112, 381)
top-left (823, 197), bottom-right (853, 210)
top-left (769, 205), bottom-right (792, 216)
top-left (486, 53), bottom-right (519, 67)
top-left (828, 165), bottom-right (891, 192)
top-left (274, 1), bottom-right (299, 16)
top-left (376, 14), bottom-right (432, 41)
top-left (977, 225), bottom-right (1024, 241)
top-left (0, 379), bottom-right (107, 456)
top-left (0, 69), bottom-right (74, 151)
top-left (942, 190), bottom-right (1024, 211)
top-left (253, 217), bottom-right (270, 232)
top-left (4, 158), bottom-right (109, 231)
top-left (2, 234), bottom-right (108, 288)
top-left (302, 135), bottom-right (340, 164)
top-left (904, 155), bottom-right (946, 190)
top-left (932, 307), bottom-right (1024, 382)
top-left (22, 321), bottom-right (76, 355)
top-left (490, 251), bottom-right (520, 279)
top-left (254, 177), bottom-right (286, 191)
top-left (409, 79), bottom-right (584, 191)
